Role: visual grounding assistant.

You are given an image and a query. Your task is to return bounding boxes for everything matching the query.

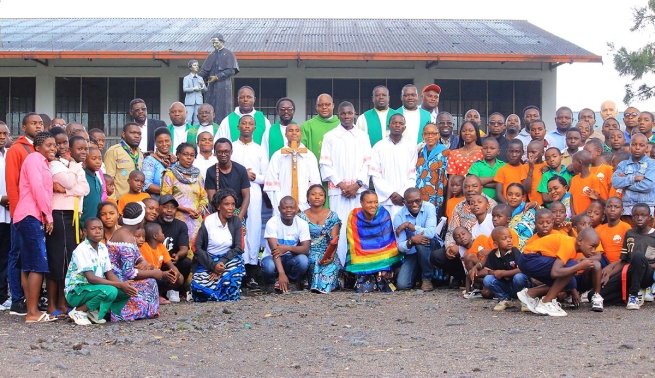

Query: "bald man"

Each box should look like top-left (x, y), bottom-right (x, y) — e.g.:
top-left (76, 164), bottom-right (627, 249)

top-left (600, 101), bottom-right (619, 121)
top-left (166, 101), bottom-right (195, 152)
top-left (301, 93), bottom-right (341, 162)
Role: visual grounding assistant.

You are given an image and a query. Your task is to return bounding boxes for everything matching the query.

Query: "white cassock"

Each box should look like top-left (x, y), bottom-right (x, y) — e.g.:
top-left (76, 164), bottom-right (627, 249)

top-left (369, 136), bottom-right (418, 220)
top-left (232, 139), bottom-right (268, 265)
top-left (263, 142), bottom-right (321, 215)
top-left (319, 124), bottom-right (372, 265)
top-left (399, 107), bottom-right (422, 145)
top-left (216, 107), bottom-right (271, 142)
top-left (355, 108), bottom-right (391, 139)
top-left (192, 154), bottom-right (218, 177)
top-left (261, 125), bottom-right (289, 159)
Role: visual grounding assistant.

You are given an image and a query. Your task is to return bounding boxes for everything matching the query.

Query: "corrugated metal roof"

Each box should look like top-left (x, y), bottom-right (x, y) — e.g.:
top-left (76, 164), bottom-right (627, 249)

top-left (0, 18), bottom-right (601, 62)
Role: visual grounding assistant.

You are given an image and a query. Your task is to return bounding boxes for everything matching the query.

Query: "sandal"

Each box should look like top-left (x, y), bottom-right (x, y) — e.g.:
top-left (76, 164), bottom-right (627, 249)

top-left (50, 309), bottom-right (68, 319)
top-left (26, 312), bottom-right (58, 323)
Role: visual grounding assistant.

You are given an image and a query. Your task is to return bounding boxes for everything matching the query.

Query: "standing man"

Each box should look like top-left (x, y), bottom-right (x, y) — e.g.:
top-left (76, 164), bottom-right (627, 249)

top-left (301, 93), bottom-right (341, 163)
top-left (420, 84), bottom-right (441, 123)
top-left (436, 112), bottom-right (459, 150)
top-left (104, 122), bottom-right (143, 200)
top-left (232, 115), bottom-right (268, 290)
top-left (198, 34), bottom-right (240, 124)
top-left (320, 102), bottom-right (372, 265)
top-left (188, 104), bottom-right (220, 145)
top-left (262, 97), bottom-right (296, 159)
top-left (518, 105), bottom-right (540, 147)
top-left (183, 59), bottom-right (207, 126)
top-left (623, 106), bottom-right (640, 142)
top-left (167, 102), bottom-right (195, 152)
top-left (549, 106), bottom-right (573, 150)
top-left (5, 113), bottom-right (43, 315)
top-left (129, 98), bottom-right (166, 153)
top-left (484, 112), bottom-right (509, 162)
top-left (0, 122), bottom-right (12, 310)
top-left (217, 86), bottom-right (270, 145)
top-left (356, 85), bottom-right (395, 147)
top-left (395, 84), bottom-right (432, 145)
top-left (368, 113), bottom-right (417, 220)
top-left (600, 100), bottom-right (619, 121)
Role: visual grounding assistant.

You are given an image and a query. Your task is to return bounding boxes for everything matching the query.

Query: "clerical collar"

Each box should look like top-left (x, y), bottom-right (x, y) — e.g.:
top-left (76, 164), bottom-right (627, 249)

top-left (322, 115), bottom-right (334, 121)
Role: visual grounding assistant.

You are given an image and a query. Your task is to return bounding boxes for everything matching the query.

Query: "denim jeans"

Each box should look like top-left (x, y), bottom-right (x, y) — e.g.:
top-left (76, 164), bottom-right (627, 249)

top-left (396, 237), bottom-right (440, 290)
top-left (483, 273), bottom-right (531, 300)
top-left (8, 220), bottom-right (23, 305)
top-left (261, 254), bottom-right (309, 284)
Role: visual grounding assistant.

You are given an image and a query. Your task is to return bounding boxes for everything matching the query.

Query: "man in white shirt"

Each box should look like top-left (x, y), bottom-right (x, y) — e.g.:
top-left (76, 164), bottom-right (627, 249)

top-left (369, 113), bottom-right (418, 220)
top-left (216, 86), bottom-right (271, 145)
top-left (167, 102), bottom-right (194, 153)
top-left (356, 85), bottom-right (394, 147)
top-left (130, 98), bottom-right (166, 152)
top-left (320, 101), bottom-right (372, 265)
top-left (192, 131), bottom-right (218, 176)
top-left (0, 122), bottom-right (10, 309)
top-left (394, 85), bottom-right (432, 145)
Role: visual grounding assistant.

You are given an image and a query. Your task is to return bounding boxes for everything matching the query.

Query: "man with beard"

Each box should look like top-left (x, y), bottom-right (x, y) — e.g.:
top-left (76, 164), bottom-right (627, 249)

top-left (483, 112), bottom-right (509, 162)
top-left (262, 97), bottom-right (296, 159)
top-left (104, 122), bottom-right (143, 200)
top-left (129, 98), bottom-right (166, 153)
top-left (356, 86), bottom-right (395, 147)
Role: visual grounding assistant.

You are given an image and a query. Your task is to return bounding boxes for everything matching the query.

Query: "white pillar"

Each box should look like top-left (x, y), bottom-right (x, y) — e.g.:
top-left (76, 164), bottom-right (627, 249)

top-left (159, 65), bottom-right (179, 125)
top-left (541, 68), bottom-right (557, 131)
top-left (34, 64), bottom-right (55, 117)
top-left (287, 65), bottom-right (307, 122)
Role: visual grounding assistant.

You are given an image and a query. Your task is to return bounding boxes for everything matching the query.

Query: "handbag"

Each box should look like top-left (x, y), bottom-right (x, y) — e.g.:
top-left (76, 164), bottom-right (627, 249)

top-left (319, 237), bottom-right (338, 266)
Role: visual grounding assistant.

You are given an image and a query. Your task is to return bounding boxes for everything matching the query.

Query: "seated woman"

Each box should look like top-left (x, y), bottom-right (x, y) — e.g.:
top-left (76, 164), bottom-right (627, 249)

top-left (97, 201), bottom-right (119, 244)
top-left (505, 183), bottom-right (538, 249)
top-left (142, 127), bottom-right (176, 201)
top-left (107, 202), bottom-right (163, 321)
top-left (345, 190), bottom-right (402, 292)
top-left (297, 184), bottom-right (342, 293)
top-left (191, 189), bottom-right (245, 302)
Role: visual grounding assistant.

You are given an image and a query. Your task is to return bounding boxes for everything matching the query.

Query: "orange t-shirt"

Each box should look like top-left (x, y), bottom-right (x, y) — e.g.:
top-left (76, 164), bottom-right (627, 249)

top-left (523, 233), bottom-right (577, 264)
top-left (596, 221), bottom-right (632, 263)
top-left (569, 173), bottom-right (605, 215)
top-left (465, 229), bottom-right (519, 257)
top-left (118, 192), bottom-right (151, 215)
top-left (590, 164), bottom-right (614, 195)
top-left (106, 197), bottom-right (117, 205)
top-left (494, 164), bottom-right (528, 200)
top-left (608, 186), bottom-right (623, 199)
top-left (527, 161), bottom-right (547, 205)
top-left (139, 242), bottom-right (172, 269)
top-left (445, 196), bottom-right (465, 222)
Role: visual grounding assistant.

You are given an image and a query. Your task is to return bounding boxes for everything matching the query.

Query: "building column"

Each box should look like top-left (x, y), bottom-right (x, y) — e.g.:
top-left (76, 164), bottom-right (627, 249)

top-left (541, 68), bottom-right (557, 130)
top-left (286, 65), bottom-right (307, 122)
top-left (159, 65), bottom-right (179, 125)
top-left (34, 66), bottom-right (55, 117)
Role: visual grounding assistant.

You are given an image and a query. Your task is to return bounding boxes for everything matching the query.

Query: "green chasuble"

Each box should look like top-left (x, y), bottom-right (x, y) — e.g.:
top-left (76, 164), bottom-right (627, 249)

top-left (267, 120), bottom-right (296, 159)
top-left (166, 123), bottom-right (196, 153)
top-left (300, 115), bottom-right (341, 162)
top-left (186, 123), bottom-right (219, 145)
top-left (362, 108), bottom-right (396, 147)
top-left (395, 107), bottom-right (432, 144)
top-left (228, 111), bottom-right (267, 144)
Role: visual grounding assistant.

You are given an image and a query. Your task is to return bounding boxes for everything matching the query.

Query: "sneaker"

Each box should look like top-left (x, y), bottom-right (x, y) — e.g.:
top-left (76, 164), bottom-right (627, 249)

top-left (68, 308), bottom-right (92, 326)
top-left (580, 290), bottom-right (591, 303)
top-left (540, 299), bottom-right (568, 317)
top-left (520, 303), bottom-right (531, 312)
top-left (245, 277), bottom-right (260, 290)
top-left (167, 290), bottom-right (180, 303)
top-left (626, 295), bottom-right (640, 310)
top-left (517, 288), bottom-right (540, 314)
top-left (637, 290), bottom-right (645, 307)
top-left (420, 280), bottom-right (434, 292)
top-left (644, 285), bottom-right (654, 302)
top-left (9, 300), bottom-right (27, 316)
top-left (38, 295), bottom-right (48, 312)
top-left (301, 279), bottom-right (309, 290)
top-left (464, 288), bottom-right (482, 299)
top-left (494, 299), bottom-right (514, 311)
top-left (591, 293), bottom-right (604, 312)
top-left (1, 298), bottom-right (10, 309)
top-left (87, 310), bottom-right (106, 324)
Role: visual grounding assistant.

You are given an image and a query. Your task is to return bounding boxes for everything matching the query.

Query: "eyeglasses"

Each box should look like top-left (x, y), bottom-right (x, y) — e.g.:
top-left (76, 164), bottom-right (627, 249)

top-left (52, 123), bottom-right (65, 128)
top-left (132, 107), bottom-right (147, 112)
top-left (625, 112), bottom-right (639, 117)
top-left (423, 132), bottom-right (439, 137)
top-left (437, 121), bottom-right (454, 126)
top-left (215, 150), bottom-right (232, 156)
top-left (316, 103), bottom-right (332, 108)
top-left (488, 121), bottom-right (504, 126)
top-left (278, 107), bottom-right (294, 113)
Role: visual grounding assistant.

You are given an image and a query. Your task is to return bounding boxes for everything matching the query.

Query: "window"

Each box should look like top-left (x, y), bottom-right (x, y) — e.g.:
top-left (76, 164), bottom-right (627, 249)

top-left (55, 77), bottom-right (161, 140)
top-left (233, 78), bottom-right (286, 124)
top-left (435, 79), bottom-right (542, 132)
top-left (0, 77), bottom-right (36, 135)
top-left (305, 78), bottom-right (413, 119)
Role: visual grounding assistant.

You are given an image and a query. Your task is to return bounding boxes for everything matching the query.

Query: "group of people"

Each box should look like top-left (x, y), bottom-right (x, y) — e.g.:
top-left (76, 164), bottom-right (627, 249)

top-left (0, 82), bottom-right (653, 324)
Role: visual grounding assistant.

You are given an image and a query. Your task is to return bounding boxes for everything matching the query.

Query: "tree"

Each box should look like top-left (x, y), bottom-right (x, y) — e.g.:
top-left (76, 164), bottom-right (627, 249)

top-left (613, 0), bottom-right (655, 104)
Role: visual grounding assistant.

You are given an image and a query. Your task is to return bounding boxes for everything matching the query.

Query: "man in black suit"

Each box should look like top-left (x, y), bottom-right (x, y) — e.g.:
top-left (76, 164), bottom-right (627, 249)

top-left (129, 98), bottom-right (167, 152)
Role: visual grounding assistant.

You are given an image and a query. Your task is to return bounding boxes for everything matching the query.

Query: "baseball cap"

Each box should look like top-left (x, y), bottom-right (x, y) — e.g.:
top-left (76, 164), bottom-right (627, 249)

top-left (159, 194), bottom-right (179, 207)
top-left (422, 84), bottom-right (441, 94)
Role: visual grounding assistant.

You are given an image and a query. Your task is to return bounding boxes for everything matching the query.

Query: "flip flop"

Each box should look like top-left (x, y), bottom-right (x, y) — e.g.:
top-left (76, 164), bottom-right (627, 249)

top-left (26, 312), bottom-right (58, 323)
top-left (159, 296), bottom-right (170, 305)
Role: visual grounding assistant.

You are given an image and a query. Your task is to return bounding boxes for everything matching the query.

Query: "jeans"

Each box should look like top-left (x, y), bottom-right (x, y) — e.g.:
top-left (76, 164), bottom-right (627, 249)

top-left (483, 273), bottom-right (531, 300)
top-left (8, 220), bottom-right (23, 304)
top-left (396, 238), bottom-right (440, 290)
top-left (261, 254), bottom-right (309, 284)
top-left (0, 223), bottom-right (10, 303)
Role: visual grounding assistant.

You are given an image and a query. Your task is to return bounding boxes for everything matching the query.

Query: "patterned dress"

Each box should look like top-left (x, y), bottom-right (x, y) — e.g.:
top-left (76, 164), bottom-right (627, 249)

top-left (446, 147), bottom-right (483, 176)
top-left (190, 255), bottom-right (245, 302)
top-left (107, 241), bottom-right (159, 322)
top-left (161, 171), bottom-right (209, 243)
top-left (298, 211), bottom-right (342, 293)
top-left (508, 203), bottom-right (537, 250)
top-left (415, 144), bottom-right (449, 214)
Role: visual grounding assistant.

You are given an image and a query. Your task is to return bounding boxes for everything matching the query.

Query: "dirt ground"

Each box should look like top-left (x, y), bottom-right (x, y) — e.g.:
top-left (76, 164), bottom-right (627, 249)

top-left (1, 288), bottom-right (654, 377)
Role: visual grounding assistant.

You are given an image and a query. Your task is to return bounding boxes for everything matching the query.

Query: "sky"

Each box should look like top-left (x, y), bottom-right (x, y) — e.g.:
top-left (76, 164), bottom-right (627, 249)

top-left (0, 0), bottom-right (652, 111)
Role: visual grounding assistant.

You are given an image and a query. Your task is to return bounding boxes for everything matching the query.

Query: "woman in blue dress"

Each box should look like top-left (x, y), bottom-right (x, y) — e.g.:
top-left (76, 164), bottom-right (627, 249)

top-left (298, 184), bottom-right (342, 293)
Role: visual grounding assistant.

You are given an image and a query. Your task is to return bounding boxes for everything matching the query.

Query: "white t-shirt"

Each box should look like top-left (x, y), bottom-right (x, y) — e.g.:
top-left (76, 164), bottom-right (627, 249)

top-left (471, 213), bottom-right (494, 239)
top-left (204, 213), bottom-right (233, 257)
top-left (263, 215), bottom-right (310, 258)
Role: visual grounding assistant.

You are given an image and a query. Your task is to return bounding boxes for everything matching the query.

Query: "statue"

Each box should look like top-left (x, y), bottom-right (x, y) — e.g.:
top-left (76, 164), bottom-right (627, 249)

top-left (199, 34), bottom-right (240, 124)
top-left (183, 59), bottom-right (207, 125)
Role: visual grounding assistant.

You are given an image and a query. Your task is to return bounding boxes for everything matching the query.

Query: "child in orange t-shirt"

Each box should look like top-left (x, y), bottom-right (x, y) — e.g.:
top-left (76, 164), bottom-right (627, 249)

top-left (584, 139), bottom-right (614, 195)
top-left (525, 140), bottom-right (547, 206)
top-left (494, 139), bottom-right (528, 204)
top-left (569, 150), bottom-right (606, 215)
top-left (445, 174), bottom-right (465, 222)
top-left (595, 197), bottom-right (632, 264)
top-left (550, 201), bottom-right (572, 236)
top-left (137, 222), bottom-right (183, 304)
top-left (117, 170), bottom-right (151, 214)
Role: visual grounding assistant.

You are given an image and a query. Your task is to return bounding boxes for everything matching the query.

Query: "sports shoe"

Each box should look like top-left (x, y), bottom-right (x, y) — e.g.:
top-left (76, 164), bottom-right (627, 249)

top-left (464, 288), bottom-right (482, 299)
top-left (494, 299), bottom-right (514, 311)
top-left (644, 285), bottom-right (654, 302)
top-left (517, 288), bottom-right (540, 314)
top-left (9, 300), bottom-right (27, 316)
top-left (167, 290), bottom-right (180, 303)
top-left (87, 310), bottom-right (106, 324)
top-left (626, 295), bottom-right (640, 310)
top-left (591, 293), bottom-right (604, 312)
top-left (1, 298), bottom-right (11, 309)
top-left (68, 308), bottom-right (92, 326)
top-left (245, 277), bottom-right (260, 290)
top-left (520, 302), bottom-right (531, 312)
top-left (539, 299), bottom-right (568, 317)
top-left (420, 280), bottom-right (434, 292)
top-left (580, 290), bottom-right (590, 303)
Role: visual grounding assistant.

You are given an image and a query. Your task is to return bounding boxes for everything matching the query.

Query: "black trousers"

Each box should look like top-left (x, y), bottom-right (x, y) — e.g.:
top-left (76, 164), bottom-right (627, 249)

top-left (600, 251), bottom-right (654, 305)
top-left (430, 247), bottom-right (465, 280)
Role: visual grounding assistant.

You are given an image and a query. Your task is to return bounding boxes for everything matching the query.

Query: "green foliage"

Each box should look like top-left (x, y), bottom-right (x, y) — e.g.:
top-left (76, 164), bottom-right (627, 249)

top-left (613, 0), bottom-right (655, 104)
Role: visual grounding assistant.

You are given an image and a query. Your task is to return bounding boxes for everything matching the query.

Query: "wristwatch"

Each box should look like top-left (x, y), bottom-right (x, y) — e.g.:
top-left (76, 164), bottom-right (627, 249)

top-left (356, 180), bottom-right (364, 187)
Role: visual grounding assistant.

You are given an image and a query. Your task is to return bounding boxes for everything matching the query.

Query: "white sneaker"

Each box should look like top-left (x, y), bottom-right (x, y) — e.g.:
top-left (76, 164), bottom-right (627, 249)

top-left (540, 299), bottom-right (568, 317)
top-left (68, 308), bottom-right (92, 326)
top-left (517, 288), bottom-right (540, 314)
top-left (87, 310), bottom-right (106, 324)
top-left (1, 298), bottom-right (10, 309)
top-left (533, 298), bottom-right (549, 315)
top-left (520, 302), bottom-right (531, 312)
top-left (493, 299), bottom-right (514, 311)
top-left (580, 290), bottom-right (590, 303)
top-left (464, 288), bottom-right (483, 299)
top-left (627, 295), bottom-right (640, 310)
top-left (644, 285), bottom-right (654, 302)
top-left (167, 290), bottom-right (180, 303)
top-left (591, 293), bottom-right (604, 312)
top-left (637, 290), bottom-right (645, 307)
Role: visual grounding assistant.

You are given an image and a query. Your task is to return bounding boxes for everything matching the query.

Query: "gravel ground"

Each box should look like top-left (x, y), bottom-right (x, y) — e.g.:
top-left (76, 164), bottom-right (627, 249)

top-left (1, 288), bottom-right (654, 377)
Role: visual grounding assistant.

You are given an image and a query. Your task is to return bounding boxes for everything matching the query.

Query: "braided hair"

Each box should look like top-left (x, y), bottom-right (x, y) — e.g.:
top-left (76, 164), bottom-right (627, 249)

top-left (34, 131), bottom-right (54, 147)
top-left (122, 202), bottom-right (144, 220)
